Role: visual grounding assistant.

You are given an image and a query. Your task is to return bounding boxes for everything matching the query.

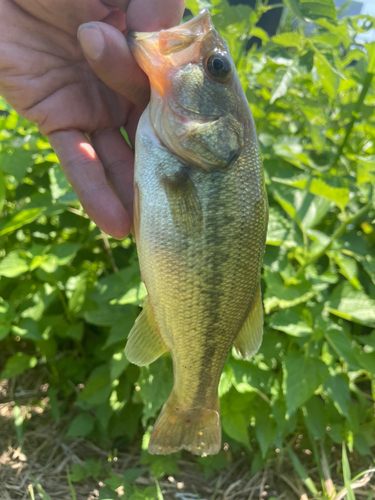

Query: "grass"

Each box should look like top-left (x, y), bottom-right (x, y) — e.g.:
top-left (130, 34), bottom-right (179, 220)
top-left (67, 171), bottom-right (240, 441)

top-left (1, 374), bottom-right (374, 500)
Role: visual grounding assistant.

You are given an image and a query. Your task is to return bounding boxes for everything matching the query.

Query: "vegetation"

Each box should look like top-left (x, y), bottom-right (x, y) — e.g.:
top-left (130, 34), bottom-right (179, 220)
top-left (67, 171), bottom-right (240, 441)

top-left (1, 0), bottom-right (375, 497)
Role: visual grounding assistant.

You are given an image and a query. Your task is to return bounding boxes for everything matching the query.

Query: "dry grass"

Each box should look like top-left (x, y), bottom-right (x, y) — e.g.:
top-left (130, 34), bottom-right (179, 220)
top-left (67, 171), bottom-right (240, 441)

top-left (0, 404), bottom-right (287, 500)
top-left (0, 375), bottom-right (374, 500)
top-left (0, 373), bottom-right (288, 500)
top-left (0, 374), bottom-right (289, 500)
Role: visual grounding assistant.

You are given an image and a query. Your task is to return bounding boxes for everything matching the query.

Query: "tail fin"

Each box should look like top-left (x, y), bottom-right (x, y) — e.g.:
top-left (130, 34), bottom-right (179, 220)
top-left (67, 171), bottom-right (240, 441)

top-left (148, 393), bottom-right (221, 456)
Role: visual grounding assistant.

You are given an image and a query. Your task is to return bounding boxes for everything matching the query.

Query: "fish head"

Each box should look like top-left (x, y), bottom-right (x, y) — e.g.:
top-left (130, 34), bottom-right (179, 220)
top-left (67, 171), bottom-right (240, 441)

top-left (128, 10), bottom-right (248, 171)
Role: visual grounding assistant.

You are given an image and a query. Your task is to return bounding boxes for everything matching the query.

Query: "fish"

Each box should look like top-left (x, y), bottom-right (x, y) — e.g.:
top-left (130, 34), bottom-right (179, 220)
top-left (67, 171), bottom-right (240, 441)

top-left (126, 9), bottom-right (268, 456)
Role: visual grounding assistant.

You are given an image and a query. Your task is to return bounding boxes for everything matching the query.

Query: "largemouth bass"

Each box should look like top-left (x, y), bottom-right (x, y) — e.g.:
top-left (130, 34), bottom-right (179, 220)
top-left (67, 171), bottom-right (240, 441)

top-left (126, 9), bottom-right (268, 456)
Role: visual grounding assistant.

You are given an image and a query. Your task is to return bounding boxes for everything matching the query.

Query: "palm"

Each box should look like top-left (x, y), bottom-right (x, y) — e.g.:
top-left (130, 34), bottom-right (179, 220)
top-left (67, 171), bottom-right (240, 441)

top-left (27, 51), bottom-right (131, 136)
top-left (0, 0), bottom-right (131, 135)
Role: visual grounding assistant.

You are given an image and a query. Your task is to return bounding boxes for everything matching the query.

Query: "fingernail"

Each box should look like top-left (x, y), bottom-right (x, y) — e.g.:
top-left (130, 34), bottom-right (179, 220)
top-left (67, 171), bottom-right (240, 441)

top-left (78, 23), bottom-right (105, 61)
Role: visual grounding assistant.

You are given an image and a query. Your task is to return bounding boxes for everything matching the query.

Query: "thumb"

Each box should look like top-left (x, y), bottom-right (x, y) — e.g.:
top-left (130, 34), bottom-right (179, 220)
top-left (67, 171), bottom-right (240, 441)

top-left (77, 22), bottom-right (149, 108)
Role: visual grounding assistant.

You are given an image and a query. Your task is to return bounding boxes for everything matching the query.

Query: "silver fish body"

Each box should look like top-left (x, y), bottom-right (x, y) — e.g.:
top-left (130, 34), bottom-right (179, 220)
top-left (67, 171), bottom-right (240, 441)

top-left (126, 10), bottom-right (268, 456)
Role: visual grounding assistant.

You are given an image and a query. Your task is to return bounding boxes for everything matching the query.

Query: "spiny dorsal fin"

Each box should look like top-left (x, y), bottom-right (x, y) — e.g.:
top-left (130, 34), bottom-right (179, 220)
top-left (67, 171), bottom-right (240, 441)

top-left (234, 285), bottom-right (263, 360)
top-left (125, 297), bottom-right (167, 366)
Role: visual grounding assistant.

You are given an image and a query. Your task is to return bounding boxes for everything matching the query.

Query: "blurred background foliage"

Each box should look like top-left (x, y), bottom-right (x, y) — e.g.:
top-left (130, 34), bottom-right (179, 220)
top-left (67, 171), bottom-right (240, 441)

top-left (1, 0), bottom-right (375, 497)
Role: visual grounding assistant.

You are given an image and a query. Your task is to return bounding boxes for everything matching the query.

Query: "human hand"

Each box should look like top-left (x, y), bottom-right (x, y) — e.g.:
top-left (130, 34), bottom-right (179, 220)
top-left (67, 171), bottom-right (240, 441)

top-left (0, 0), bottom-right (185, 237)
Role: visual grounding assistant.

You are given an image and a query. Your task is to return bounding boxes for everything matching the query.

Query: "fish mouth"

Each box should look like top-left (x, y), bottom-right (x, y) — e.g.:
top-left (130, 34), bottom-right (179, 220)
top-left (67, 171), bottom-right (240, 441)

top-left (127, 30), bottom-right (165, 95)
top-left (127, 9), bottom-right (214, 96)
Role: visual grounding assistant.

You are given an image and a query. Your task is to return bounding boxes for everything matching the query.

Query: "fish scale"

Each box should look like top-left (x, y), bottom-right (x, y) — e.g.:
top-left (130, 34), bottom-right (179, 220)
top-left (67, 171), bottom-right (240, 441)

top-left (126, 10), bottom-right (268, 456)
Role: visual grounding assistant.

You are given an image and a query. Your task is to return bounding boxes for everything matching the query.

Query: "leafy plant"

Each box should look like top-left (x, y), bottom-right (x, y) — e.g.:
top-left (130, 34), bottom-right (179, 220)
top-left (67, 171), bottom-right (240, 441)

top-left (1, 0), bottom-right (375, 495)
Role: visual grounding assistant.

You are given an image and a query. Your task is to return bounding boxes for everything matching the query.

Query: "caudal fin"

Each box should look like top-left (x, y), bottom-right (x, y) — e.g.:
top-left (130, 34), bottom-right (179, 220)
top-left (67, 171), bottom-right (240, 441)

top-left (148, 393), bottom-right (221, 456)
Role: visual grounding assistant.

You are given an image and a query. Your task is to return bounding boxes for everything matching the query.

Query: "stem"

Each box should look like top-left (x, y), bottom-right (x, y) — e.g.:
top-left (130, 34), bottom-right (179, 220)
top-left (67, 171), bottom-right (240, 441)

top-left (101, 231), bottom-right (118, 273)
top-left (332, 71), bottom-right (374, 168)
top-left (295, 193), bottom-right (374, 278)
top-left (56, 286), bottom-right (73, 323)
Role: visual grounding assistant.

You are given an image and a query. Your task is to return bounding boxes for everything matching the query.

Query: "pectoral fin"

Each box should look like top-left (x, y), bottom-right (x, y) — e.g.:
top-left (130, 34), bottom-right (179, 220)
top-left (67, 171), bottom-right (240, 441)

top-left (234, 285), bottom-right (264, 360)
top-left (125, 297), bottom-right (167, 366)
top-left (163, 170), bottom-right (203, 234)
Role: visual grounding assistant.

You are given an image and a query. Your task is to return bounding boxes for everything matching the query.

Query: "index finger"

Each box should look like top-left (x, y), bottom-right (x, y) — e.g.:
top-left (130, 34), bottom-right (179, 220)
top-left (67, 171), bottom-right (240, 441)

top-left (126, 0), bottom-right (185, 32)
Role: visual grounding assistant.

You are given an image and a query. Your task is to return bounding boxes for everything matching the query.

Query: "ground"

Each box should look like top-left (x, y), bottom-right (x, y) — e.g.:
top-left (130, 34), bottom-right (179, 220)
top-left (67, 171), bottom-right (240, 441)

top-left (0, 376), bottom-right (374, 500)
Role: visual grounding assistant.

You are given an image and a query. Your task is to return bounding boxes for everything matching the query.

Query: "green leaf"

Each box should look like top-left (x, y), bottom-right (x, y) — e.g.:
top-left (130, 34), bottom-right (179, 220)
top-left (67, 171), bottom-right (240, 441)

top-left (104, 319), bottom-right (135, 348)
top-left (48, 243), bottom-right (81, 265)
top-left (49, 167), bottom-right (71, 201)
top-left (272, 136), bottom-right (312, 168)
top-left (222, 410), bottom-right (251, 449)
top-left (283, 353), bottom-right (329, 416)
top-left (284, 0), bottom-right (337, 20)
top-left (0, 251), bottom-right (29, 277)
top-left (329, 251), bottom-right (361, 289)
top-left (150, 457), bottom-right (179, 480)
top-left (0, 150), bottom-right (31, 182)
top-left (269, 308), bottom-right (313, 337)
top-left (314, 52), bottom-right (340, 99)
top-left (66, 413), bottom-right (95, 438)
top-left (328, 282), bottom-right (375, 327)
top-left (0, 208), bottom-right (46, 236)
top-left (77, 365), bottom-right (113, 407)
top-left (356, 156), bottom-right (375, 184)
top-left (231, 359), bottom-right (271, 394)
top-left (273, 176), bottom-right (350, 208)
top-left (137, 356), bottom-right (173, 425)
top-left (123, 468), bottom-right (145, 484)
top-left (264, 271), bottom-right (314, 313)
top-left (66, 323), bottom-right (84, 341)
top-left (218, 363), bottom-right (234, 398)
top-left (325, 324), bottom-right (362, 370)
top-left (367, 41), bottom-right (375, 75)
top-left (68, 272), bottom-right (87, 314)
top-left (12, 318), bottom-right (41, 340)
top-left (324, 373), bottom-right (350, 417)
top-left (114, 281), bottom-right (147, 306)
top-left (255, 414), bottom-right (277, 458)
top-left (0, 299), bottom-right (15, 341)
top-left (184, 0), bottom-right (209, 16)
top-left (270, 63), bottom-right (301, 104)
top-left (303, 396), bottom-right (327, 439)
top-left (90, 263), bottom-right (141, 304)
top-left (266, 207), bottom-right (297, 247)
top-left (1, 352), bottom-right (38, 380)
top-left (355, 351), bottom-right (375, 377)
top-left (110, 352), bottom-right (129, 381)
top-left (84, 304), bottom-right (135, 327)
top-left (0, 167), bottom-right (5, 213)
top-left (272, 32), bottom-right (304, 48)
top-left (274, 188), bottom-right (330, 230)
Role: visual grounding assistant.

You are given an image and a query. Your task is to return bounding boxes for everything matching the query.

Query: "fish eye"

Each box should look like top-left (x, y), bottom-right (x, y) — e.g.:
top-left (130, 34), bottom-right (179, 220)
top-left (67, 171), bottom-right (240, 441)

top-left (205, 53), bottom-right (232, 82)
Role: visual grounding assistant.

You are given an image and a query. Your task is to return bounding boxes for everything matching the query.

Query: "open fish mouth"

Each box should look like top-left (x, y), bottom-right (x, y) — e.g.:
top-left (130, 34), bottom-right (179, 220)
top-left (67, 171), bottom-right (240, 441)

top-left (127, 9), bottom-right (215, 96)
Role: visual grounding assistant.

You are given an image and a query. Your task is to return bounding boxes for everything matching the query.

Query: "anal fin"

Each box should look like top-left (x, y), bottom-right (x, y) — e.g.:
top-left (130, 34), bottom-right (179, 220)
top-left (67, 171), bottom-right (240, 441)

top-left (125, 297), bottom-right (167, 366)
top-left (234, 285), bottom-right (264, 360)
